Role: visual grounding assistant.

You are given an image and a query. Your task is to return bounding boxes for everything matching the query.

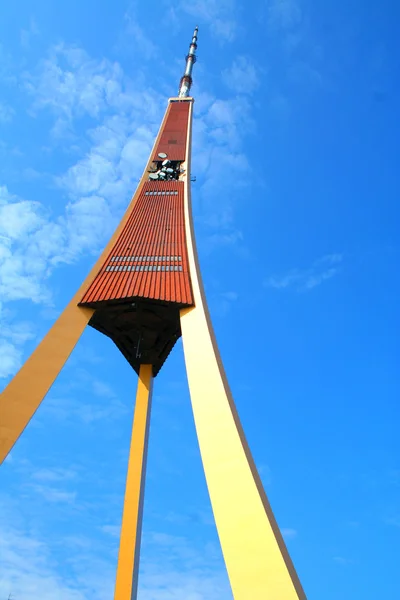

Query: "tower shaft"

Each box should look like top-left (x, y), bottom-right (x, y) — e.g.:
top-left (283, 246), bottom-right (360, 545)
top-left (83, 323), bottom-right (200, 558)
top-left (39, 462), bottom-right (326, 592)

top-left (179, 26), bottom-right (198, 98)
top-left (0, 26), bottom-right (308, 600)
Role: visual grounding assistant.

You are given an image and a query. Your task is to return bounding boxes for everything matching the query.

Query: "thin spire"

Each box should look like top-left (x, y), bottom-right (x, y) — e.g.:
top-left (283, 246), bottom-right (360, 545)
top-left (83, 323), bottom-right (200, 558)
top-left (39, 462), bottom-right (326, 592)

top-left (178, 26), bottom-right (198, 98)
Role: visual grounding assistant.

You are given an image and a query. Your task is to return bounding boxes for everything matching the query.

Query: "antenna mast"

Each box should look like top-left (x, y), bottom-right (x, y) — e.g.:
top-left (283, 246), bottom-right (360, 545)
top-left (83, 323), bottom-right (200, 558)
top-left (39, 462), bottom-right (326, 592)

top-left (178, 26), bottom-right (198, 98)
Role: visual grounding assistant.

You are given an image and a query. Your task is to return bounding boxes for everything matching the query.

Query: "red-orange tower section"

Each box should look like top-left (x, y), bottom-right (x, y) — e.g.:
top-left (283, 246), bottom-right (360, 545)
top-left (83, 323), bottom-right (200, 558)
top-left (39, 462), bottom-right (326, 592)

top-left (81, 101), bottom-right (193, 307)
top-left (79, 100), bottom-right (194, 376)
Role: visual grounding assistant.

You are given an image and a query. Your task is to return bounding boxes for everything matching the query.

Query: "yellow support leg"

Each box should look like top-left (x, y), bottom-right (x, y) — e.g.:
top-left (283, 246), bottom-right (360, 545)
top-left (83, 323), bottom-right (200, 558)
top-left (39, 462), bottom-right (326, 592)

top-left (0, 303), bottom-right (94, 464)
top-left (181, 305), bottom-right (305, 599)
top-left (180, 118), bottom-right (306, 596)
top-left (114, 364), bottom-right (153, 600)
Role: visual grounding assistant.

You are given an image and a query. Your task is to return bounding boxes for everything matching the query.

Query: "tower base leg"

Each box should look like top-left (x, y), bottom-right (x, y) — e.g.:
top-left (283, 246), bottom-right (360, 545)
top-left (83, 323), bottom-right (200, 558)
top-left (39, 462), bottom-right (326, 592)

top-left (114, 364), bottom-right (153, 600)
top-left (180, 305), bottom-right (306, 600)
top-left (0, 303), bottom-right (94, 464)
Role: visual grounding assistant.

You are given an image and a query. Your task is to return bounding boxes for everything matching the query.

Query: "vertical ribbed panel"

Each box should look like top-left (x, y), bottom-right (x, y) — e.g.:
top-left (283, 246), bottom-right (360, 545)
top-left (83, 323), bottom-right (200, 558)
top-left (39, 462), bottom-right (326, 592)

top-left (152, 101), bottom-right (190, 162)
top-left (80, 181), bottom-right (193, 306)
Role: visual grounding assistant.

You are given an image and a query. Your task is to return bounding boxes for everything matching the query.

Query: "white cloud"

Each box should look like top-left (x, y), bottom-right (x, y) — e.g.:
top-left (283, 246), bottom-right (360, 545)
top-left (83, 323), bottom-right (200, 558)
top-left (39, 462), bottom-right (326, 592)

top-left (210, 290), bottom-right (238, 317)
top-left (0, 309), bottom-right (35, 377)
top-left (25, 44), bottom-right (161, 124)
top-left (222, 56), bottom-right (260, 95)
top-left (179, 0), bottom-right (238, 42)
top-left (0, 45), bottom-right (160, 290)
top-left (31, 467), bottom-right (77, 482)
top-left (139, 531), bottom-right (232, 599)
top-left (262, 0), bottom-right (322, 113)
top-left (0, 185), bottom-right (60, 306)
top-left (26, 44), bottom-right (113, 119)
top-left (0, 506), bottom-right (116, 600)
top-left (281, 527), bottom-right (297, 539)
top-left (0, 523), bottom-right (88, 600)
top-left (26, 44), bottom-right (165, 262)
top-left (267, 0), bottom-right (302, 31)
top-left (257, 463), bottom-right (272, 485)
top-left (100, 524), bottom-right (121, 538)
top-left (266, 254), bottom-right (343, 292)
top-left (27, 43), bottom-right (253, 266)
top-left (0, 39), bottom-right (255, 374)
top-left (27, 484), bottom-right (77, 504)
top-left (0, 46), bottom-right (167, 375)
top-left (333, 556), bottom-right (354, 565)
top-left (91, 379), bottom-right (117, 399)
top-left (191, 93), bottom-right (253, 255)
top-left (0, 338), bottom-right (22, 378)
top-left (20, 18), bottom-right (40, 49)
top-left (0, 493), bottom-right (230, 600)
top-left (384, 516), bottom-right (400, 528)
top-left (0, 102), bottom-right (14, 122)
top-left (205, 96), bottom-right (254, 146)
top-left (42, 394), bottom-right (127, 424)
top-left (0, 195), bottom-right (45, 240)
top-left (123, 16), bottom-right (157, 60)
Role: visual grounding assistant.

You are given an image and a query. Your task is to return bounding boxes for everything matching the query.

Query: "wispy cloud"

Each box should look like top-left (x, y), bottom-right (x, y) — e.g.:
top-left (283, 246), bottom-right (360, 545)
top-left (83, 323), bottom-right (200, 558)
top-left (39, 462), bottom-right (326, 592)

top-left (0, 186), bottom-right (58, 306)
top-left (0, 337), bottom-right (22, 378)
top-left (0, 523), bottom-right (87, 599)
top-left (265, 254), bottom-right (343, 292)
top-left (24, 44), bottom-right (163, 263)
top-left (193, 93), bottom-right (253, 254)
top-left (100, 524), bottom-right (121, 538)
top-left (0, 500), bottom-right (230, 599)
top-left (179, 0), bottom-right (238, 42)
top-left (24, 40), bottom-right (252, 268)
top-left (27, 484), bottom-right (77, 504)
top-left (281, 527), bottom-right (297, 539)
top-left (0, 102), bottom-right (14, 123)
top-left (139, 531), bottom-right (232, 599)
top-left (257, 463), bottom-right (272, 485)
top-left (333, 555), bottom-right (355, 566)
top-left (42, 394), bottom-right (127, 424)
top-left (1, 30), bottom-right (254, 371)
top-left (0, 515), bottom-right (114, 600)
top-left (31, 467), bottom-right (78, 483)
top-left (36, 368), bottom-right (127, 423)
top-left (20, 18), bottom-right (40, 49)
top-left (0, 45), bottom-right (166, 375)
top-left (210, 290), bottom-right (238, 317)
top-left (262, 0), bottom-right (323, 114)
top-left (222, 56), bottom-right (260, 95)
top-left (384, 516), bottom-right (400, 528)
top-left (0, 305), bottom-right (36, 377)
top-left (267, 0), bottom-right (302, 31)
top-left (121, 13), bottom-right (157, 59)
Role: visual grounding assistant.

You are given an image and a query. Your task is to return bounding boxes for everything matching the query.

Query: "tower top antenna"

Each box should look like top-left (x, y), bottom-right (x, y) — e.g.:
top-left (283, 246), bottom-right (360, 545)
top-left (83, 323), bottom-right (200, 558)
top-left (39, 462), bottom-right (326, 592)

top-left (178, 26), bottom-right (198, 98)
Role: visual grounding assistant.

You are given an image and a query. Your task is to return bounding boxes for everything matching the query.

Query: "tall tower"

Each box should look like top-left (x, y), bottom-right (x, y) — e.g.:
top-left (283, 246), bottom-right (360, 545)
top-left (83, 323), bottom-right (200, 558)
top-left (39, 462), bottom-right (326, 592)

top-left (0, 28), bottom-right (306, 600)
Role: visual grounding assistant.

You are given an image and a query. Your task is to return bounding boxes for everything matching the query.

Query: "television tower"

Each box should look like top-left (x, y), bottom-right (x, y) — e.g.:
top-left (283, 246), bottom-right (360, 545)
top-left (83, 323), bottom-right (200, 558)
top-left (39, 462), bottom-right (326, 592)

top-left (0, 27), bottom-right (306, 600)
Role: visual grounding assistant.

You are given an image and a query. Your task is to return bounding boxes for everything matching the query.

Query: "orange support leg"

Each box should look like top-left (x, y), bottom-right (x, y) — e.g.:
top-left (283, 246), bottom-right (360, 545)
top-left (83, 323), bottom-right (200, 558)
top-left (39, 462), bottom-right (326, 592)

top-left (114, 364), bottom-right (153, 600)
top-left (0, 304), bottom-right (94, 464)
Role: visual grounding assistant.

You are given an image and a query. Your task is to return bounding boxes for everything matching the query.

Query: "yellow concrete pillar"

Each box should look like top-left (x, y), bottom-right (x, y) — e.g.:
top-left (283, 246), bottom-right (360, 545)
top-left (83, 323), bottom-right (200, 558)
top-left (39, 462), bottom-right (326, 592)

top-left (180, 99), bottom-right (306, 598)
top-left (180, 304), bottom-right (305, 599)
top-left (0, 304), bottom-right (94, 464)
top-left (114, 364), bottom-right (153, 600)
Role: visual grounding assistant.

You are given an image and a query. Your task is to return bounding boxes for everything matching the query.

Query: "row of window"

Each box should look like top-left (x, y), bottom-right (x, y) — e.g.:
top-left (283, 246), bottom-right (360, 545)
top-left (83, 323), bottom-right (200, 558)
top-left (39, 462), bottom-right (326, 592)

top-left (105, 265), bottom-right (183, 272)
top-left (110, 255), bottom-right (182, 262)
top-left (144, 190), bottom-right (178, 196)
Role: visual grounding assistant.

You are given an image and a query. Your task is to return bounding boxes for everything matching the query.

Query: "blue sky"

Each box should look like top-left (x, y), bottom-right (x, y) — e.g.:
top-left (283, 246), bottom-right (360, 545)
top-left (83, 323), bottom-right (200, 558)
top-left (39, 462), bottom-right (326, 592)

top-left (0, 0), bottom-right (399, 598)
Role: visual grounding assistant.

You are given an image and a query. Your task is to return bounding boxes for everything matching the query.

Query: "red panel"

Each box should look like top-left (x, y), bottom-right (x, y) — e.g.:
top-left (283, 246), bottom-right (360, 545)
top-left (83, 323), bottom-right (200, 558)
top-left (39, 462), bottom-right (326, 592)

top-left (152, 101), bottom-right (190, 162)
top-left (80, 180), bottom-right (193, 307)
